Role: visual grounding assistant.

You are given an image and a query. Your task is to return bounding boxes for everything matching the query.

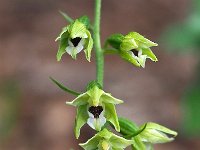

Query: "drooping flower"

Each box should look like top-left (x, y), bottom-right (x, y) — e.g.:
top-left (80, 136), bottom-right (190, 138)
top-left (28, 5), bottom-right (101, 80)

top-left (79, 128), bottom-right (133, 150)
top-left (117, 118), bottom-right (178, 150)
top-left (66, 84), bottom-right (123, 139)
top-left (106, 32), bottom-right (158, 68)
top-left (56, 16), bottom-right (93, 61)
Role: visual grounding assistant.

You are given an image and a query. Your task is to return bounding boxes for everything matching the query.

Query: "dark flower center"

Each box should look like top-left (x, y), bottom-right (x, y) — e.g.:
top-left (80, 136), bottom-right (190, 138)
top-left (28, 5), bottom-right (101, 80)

top-left (71, 37), bottom-right (81, 47)
top-left (131, 49), bottom-right (139, 57)
top-left (88, 106), bottom-right (103, 118)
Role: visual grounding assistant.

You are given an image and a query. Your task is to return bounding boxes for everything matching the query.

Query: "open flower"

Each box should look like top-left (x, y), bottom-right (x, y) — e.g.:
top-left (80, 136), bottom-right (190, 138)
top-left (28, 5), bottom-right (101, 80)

top-left (56, 17), bottom-right (93, 61)
top-left (120, 32), bottom-right (158, 68)
top-left (79, 129), bottom-right (132, 150)
top-left (66, 85), bottom-right (123, 139)
top-left (106, 32), bottom-right (158, 68)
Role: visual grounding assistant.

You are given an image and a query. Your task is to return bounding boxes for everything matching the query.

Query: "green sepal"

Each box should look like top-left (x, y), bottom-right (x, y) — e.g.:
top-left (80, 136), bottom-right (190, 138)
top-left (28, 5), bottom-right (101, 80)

top-left (126, 32), bottom-right (158, 49)
top-left (56, 30), bottom-right (69, 61)
top-left (119, 50), bottom-right (140, 67)
top-left (84, 30), bottom-right (93, 62)
top-left (68, 20), bottom-right (87, 39)
top-left (66, 92), bottom-right (89, 107)
top-left (87, 86), bottom-right (104, 106)
top-left (78, 15), bottom-right (90, 29)
top-left (74, 104), bottom-right (89, 139)
top-left (101, 93), bottom-right (123, 104)
top-left (106, 34), bottom-right (124, 49)
top-left (142, 48), bottom-right (158, 62)
top-left (120, 35), bottom-right (138, 51)
top-left (79, 131), bottom-right (101, 150)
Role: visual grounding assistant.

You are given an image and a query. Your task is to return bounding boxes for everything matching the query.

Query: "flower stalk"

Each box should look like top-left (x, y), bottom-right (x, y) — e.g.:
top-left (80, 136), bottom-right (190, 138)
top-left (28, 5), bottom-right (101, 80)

top-left (94, 0), bottom-right (104, 87)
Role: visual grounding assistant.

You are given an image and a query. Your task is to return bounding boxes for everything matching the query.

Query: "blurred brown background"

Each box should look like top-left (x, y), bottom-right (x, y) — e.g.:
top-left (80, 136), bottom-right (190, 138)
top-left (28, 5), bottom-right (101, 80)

top-left (0, 0), bottom-right (199, 149)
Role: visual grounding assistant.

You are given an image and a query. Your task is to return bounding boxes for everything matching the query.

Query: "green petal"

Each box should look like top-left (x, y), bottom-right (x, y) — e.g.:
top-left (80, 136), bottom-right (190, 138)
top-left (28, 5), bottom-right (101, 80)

top-left (66, 92), bottom-right (89, 107)
top-left (56, 31), bottom-right (69, 61)
top-left (55, 26), bottom-right (68, 41)
top-left (127, 32), bottom-right (158, 48)
top-left (104, 103), bottom-right (120, 132)
top-left (120, 37), bottom-right (138, 51)
top-left (69, 20), bottom-right (87, 39)
top-left (119, 51), bottom-right (140, 67)
top-left (109, 133), bottom-right (133, 149)
top-left (87, 86), bottom-right (104, 106)
top-left (98, 128), bottom-right (113, 139)
top-left (101, 93), bottom-right (123, 104)
top-left (142, 48), bottom-right (158, 62)
top-left (84, 30), bottom-right (93, 62)
top-left (79, 133), bottom-right (101, 150)
top-left (74, 104), bottom-right (88, 139)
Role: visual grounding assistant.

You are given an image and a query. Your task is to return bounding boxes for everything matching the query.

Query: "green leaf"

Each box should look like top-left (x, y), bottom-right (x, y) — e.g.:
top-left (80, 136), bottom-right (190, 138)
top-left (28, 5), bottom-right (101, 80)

top-left (78, 15), bottom-right (90, 29)
top-left (104, 103), bottom-right (120, 132)
top-left (74, 104), bottom-right (89, 139)
top-left (107, 34), bottom-right (125, 49)
top-left (84, 30), bottom-right (93, 62)
top-left (182, 79), bottom-right (200, 136)
top-left (49, 77), bottom-right (81, 96)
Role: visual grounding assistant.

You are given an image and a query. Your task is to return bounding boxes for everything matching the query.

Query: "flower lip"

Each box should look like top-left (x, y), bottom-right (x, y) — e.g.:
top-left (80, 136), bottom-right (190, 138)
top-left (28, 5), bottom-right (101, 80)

top-left (71, 37), bottom-right (82, 47)
top-left (131, 49), bottom-right (139, 57)
top-left (88, 106), bottom-right (103, 118)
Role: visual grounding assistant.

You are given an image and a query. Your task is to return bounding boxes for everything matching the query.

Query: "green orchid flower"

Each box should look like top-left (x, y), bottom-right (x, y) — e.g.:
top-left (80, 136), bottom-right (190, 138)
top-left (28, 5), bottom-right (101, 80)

top-left (106, 32), bottom-right (158, 68)
top-left (118, 118), bottom-right (177, 150)
top-left (66, 85), bottom-right (123, 139)
top-left (79, 128), bottom-right (133, 150)
top-left (56, 16), bottom-right (93, 61)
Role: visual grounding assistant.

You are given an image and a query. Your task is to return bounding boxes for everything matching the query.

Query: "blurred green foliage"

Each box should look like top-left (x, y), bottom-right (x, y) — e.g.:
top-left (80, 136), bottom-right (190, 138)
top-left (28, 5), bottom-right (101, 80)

top-left (162, 0), bottom-right (200, 136)
top-left (0, 79), bottom-right (20, 142)
top-left (162, 0), bottom-right (200, 53)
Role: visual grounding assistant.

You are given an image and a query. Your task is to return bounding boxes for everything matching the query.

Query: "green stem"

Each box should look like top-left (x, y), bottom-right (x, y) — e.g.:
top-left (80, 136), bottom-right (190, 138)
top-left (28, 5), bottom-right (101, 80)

top-left (94, 0), bottom-right (104, 87)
